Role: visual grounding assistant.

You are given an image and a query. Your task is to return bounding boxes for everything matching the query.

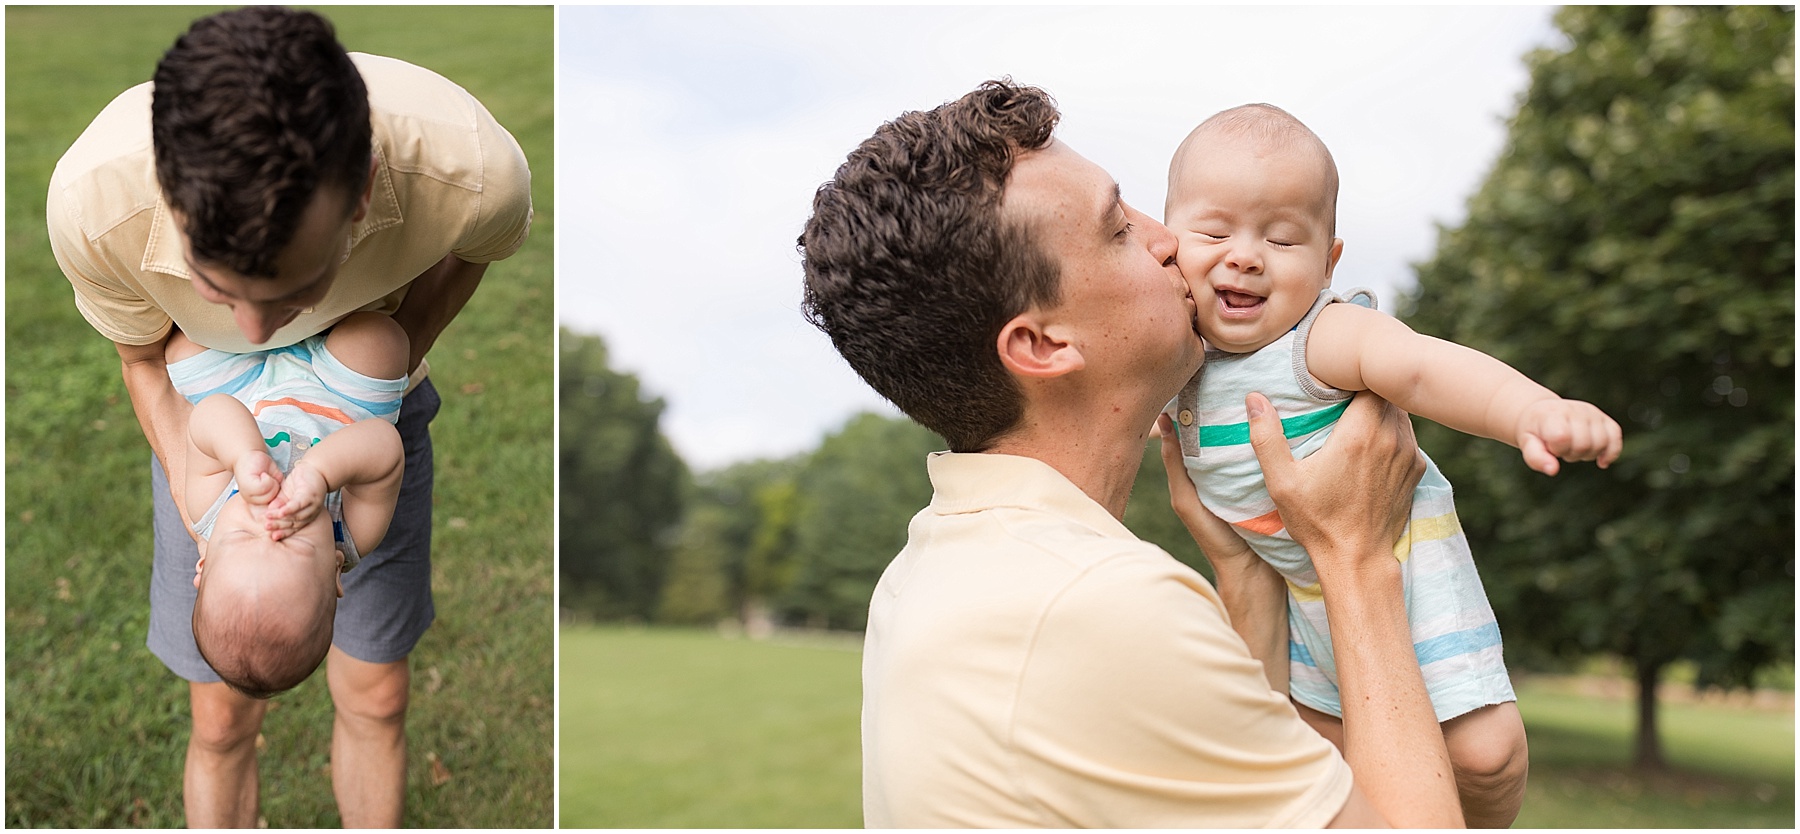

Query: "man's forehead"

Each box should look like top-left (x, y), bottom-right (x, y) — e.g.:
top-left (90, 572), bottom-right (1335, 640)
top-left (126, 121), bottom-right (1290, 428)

top-left (1002, 140), bottom-right (1120, 234)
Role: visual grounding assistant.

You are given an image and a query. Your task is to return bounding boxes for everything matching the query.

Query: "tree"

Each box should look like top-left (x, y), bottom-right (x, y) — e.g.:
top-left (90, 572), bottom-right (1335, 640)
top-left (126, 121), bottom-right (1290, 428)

top-left (1406, 6), bottom-right (1793, 770)
top-left (658, 457), bottom-right (804, 629)
top-left (558, 328), bottom-right (690, 621)
top-left (779, 413), bottom-right (944, 630)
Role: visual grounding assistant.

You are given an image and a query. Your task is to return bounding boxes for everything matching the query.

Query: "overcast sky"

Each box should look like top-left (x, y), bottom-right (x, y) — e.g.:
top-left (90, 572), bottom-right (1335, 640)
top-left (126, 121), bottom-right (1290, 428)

top-left (558, 5), bottom-right (1564, 471)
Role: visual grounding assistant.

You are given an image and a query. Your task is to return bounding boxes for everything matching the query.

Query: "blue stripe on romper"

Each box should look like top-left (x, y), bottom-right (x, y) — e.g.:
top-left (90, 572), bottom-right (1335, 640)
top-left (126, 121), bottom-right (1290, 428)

top-left (181, 363), bottom-right (264, 404)
top-left (1292, 623), bottom-right (1503, 669)
top-left (1413, 622), bottom-right (1504, 666)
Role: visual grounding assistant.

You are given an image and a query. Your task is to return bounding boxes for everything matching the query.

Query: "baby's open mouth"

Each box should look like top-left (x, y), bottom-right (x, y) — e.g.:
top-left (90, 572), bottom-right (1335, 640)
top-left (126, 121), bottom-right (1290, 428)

top-left (1218, 290), bottom-right (1264, 310)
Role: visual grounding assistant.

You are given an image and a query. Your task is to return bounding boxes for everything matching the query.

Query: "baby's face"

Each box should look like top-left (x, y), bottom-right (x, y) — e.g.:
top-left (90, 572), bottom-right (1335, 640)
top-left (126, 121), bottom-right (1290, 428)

top-left (195, 495), bottom-right (343, 598)
top-left (1165, 134), bottom-right (1342, 353)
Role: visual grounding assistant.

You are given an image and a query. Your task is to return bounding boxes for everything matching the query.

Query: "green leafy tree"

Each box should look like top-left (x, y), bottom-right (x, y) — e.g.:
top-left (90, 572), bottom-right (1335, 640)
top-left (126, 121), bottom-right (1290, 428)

top-left (559, 328), bottom-right (690, 620)
top-left (779, 413), bottom-right (944, 630)
top-left (658, 457), bottom-right (804, 627)
top-left (742, 473), bottom-right (805, 626)
top-left (1406, 6), bottom-right (1793, 770)
top-left (655, 494), bottom-right (735, 625)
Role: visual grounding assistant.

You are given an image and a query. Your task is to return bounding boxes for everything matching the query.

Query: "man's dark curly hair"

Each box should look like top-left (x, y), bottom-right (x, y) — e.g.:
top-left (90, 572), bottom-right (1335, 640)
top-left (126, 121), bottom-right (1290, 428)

top-left (799, 80), bottom-right (1062, 453)
top-left (152, 6), bottom-right (371, 279)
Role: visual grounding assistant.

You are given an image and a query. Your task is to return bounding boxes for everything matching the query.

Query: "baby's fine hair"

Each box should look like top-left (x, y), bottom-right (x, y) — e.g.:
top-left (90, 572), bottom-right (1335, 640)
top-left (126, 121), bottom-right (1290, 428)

top-left (193, 539), bottom-right (337, 699)
top-left (1170, 103), bottom-right (1340, 237)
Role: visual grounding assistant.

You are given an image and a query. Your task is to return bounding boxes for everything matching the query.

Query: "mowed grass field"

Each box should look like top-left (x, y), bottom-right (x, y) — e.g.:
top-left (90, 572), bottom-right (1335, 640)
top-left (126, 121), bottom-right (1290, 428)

top-left (562, 626), bottom-right (1793, 828)
top-left (560, 627), bottom-right (864, 827)
top-left (6, 6), bottom-right (553, 827)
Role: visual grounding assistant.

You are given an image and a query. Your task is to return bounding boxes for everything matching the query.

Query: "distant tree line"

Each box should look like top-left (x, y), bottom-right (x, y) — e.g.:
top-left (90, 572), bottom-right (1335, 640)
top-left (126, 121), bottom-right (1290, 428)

top-left (560, 375), bottom-right (1215, 633)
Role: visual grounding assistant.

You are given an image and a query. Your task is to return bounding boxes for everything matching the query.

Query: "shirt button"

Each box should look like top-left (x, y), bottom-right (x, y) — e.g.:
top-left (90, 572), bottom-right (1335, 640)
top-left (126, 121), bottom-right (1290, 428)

top-left (1178, 409), bottom-right (1194, 427)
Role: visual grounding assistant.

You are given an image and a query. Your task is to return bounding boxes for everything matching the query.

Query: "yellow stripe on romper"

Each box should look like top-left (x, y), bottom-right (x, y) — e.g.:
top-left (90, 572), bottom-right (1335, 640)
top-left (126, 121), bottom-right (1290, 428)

top-left (1284, 510), bottom-right (1463, 604)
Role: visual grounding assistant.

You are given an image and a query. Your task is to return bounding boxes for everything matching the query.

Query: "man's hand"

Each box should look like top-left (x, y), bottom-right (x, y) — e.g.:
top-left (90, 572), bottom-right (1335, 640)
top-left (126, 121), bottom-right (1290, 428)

top-left (1156, 413), bottom-right (1259, 571)
top-left (265, 462), bottom-right (326, 541)
top-left (1515, 398), bottom-right (1622, 476)
top-left (1245, 391), bottom-right (1463, 828)
top-left (1248, 391), bottom-right (1423, 582)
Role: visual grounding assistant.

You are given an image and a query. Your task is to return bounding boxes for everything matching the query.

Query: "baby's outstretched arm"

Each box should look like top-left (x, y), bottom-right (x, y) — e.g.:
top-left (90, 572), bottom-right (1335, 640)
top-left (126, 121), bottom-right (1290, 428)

top-left (265, 419), bottom-right (404, 550)
top-left (185, 394), bottom-right (283, 522)
top-left (1306, 303), bottom-right (1622, 475)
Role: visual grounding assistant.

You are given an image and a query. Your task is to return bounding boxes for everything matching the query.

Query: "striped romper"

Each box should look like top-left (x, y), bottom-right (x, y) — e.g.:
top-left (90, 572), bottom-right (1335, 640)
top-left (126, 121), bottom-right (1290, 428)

top-left (169, 332), bottom-right (407, 572)
top-left (1166, 289), bottom-right (1515, 721)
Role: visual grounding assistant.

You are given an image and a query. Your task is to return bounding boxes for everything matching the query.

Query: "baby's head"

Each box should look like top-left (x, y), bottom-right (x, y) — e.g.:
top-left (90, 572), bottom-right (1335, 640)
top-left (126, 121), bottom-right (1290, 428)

top-left (1165, 104), bottom-right (1343, 353)
top-left (192, 496), bottom-right (343, 698)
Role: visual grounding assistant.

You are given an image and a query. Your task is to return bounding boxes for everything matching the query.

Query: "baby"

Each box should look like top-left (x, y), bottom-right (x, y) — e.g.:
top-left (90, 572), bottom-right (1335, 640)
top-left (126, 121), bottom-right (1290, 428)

top-left (1162, 104), bottom-right (1621, 827)
top-left (171, 311), bottom-right (408, 698)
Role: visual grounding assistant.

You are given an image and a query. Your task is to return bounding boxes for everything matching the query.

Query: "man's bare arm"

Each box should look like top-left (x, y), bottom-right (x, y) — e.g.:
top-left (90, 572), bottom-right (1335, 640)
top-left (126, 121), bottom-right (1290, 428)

top-left (1243, 391), bottom-right (1463, 829)
top-left (389, 254), bottom-right (488, 375)
top-left (117, 337), bottom-right (197, 530)
top-left (1157, 413), bottom-right (1290, 691)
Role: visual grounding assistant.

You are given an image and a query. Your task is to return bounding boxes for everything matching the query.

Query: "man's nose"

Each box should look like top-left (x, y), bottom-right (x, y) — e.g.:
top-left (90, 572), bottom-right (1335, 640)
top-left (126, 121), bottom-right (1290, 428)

top-left (1137, 214), bottom-right (1179, 266)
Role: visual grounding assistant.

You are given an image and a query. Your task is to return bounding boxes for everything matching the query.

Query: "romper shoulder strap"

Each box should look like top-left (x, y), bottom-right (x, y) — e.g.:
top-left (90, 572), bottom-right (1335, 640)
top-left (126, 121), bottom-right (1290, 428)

top-left (1292, 287), bottom-right (1379, 401)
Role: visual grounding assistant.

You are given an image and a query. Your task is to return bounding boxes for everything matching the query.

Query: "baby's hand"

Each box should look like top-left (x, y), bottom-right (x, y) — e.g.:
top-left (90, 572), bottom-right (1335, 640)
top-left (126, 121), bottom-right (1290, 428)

top-left (232, 452), bottom-right (283, 506)
top-left (265, 463), bottom-right (327, 541)
top-left (1516, 398), bottom-right (1622, 476)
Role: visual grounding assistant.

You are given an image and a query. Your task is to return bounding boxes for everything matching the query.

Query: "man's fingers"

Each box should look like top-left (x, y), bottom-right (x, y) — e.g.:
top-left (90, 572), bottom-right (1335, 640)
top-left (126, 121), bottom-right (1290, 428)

top-left (1160, 413), bottom-right (1252, 563)
top-left (1158, 414), bottom-right (1194, 506)
top-left (1245, 392), bottom-right (1298, 492)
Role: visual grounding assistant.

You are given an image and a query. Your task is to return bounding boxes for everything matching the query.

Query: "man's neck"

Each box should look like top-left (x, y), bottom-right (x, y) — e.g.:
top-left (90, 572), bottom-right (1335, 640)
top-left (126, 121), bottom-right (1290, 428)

top-left (984, 400), bottom-right (1161, 520)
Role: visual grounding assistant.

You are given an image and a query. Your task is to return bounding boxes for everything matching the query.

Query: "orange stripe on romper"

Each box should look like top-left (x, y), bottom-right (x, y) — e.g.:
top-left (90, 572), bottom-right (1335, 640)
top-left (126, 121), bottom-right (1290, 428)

top-left (1232, 508), bottom-right (1286, 536)
top-left (253, 397), bottom-right (355, 425)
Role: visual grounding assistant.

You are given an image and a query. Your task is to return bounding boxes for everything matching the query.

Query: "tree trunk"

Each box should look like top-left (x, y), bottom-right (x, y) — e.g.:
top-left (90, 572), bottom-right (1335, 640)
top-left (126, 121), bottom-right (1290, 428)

top-left (1633, 658), bottom-right (1665, 771)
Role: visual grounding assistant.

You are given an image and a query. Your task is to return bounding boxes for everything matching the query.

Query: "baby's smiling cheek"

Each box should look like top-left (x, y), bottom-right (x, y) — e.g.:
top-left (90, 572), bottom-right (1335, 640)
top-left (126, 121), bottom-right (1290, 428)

top-left (1171, 237), bottom-right (1206, 293)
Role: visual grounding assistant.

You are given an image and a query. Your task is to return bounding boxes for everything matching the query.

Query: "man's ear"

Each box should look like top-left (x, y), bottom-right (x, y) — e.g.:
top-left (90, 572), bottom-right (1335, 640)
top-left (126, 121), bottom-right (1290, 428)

top-left (997, 310), bottom-right (1084, 379)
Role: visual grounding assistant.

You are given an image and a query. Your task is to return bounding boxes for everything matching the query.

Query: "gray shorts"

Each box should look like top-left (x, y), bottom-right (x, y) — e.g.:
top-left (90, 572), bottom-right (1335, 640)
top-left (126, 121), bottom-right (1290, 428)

top-left (148, 378), bottom-right (441, 682)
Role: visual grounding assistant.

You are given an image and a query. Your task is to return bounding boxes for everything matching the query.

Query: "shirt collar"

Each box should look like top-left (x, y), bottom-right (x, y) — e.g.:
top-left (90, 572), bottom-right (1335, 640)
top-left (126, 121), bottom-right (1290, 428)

top-left (925, 451), bottom-right (1138, 543)
top-left (141, 143), bottom-right (404, 279)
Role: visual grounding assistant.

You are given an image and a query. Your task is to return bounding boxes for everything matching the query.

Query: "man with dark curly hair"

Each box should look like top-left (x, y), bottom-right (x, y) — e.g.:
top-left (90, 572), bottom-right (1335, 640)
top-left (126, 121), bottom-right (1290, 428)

top-left (47, 7), bottom-right (532, 826)
top-left (800, 80), bottom-right (1464, 826)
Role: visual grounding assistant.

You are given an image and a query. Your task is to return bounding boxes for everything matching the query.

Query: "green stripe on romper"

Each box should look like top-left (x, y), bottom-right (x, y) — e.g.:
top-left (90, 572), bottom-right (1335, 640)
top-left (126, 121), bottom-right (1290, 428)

top-left (1197, 399), bottom-right (1351, 447)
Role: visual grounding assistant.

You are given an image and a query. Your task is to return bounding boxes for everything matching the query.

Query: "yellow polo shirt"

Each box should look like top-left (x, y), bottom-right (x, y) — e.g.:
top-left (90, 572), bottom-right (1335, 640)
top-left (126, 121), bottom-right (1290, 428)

top-left (47, 52), bottom-right (532, 353)
top-left (862, 452), bottom-right (1352, 827)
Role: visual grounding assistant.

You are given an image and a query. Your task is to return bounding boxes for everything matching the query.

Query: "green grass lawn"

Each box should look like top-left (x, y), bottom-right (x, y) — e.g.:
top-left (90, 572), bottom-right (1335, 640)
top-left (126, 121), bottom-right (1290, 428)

top-left (1512, 676), bottom-right (1794, 828)
top-left (559, 626), bottom-right (864, 827)
top-left (563, 627), bottom-right (1794, 828)
top-left (5, 6), bottom-right (553, 827)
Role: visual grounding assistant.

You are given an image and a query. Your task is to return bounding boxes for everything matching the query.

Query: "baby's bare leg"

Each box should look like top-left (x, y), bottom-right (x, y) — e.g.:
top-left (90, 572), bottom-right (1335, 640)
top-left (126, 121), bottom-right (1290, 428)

top-left (324, 312), bottom-right (408, 380)
top-left (1443, 701), bottom-right (1529, 828)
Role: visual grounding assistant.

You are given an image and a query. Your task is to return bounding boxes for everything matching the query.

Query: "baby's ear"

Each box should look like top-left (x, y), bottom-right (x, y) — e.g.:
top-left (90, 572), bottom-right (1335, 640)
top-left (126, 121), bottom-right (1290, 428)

top-left (1325, 238), bottom-right (1344, 282)
top-left (193, 549), bottom-right (207, 589)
